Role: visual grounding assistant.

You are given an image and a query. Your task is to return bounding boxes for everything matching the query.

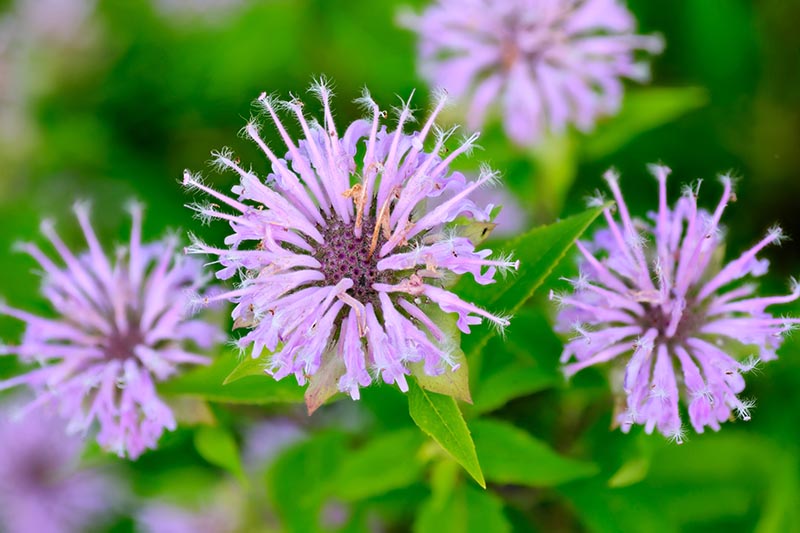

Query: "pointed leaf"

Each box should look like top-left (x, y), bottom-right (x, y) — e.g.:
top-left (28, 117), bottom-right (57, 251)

top-left (472, 364), bottom-right (559, 415)
top-left (407, 379), bottom-right (484, 488)
top-left (411, 357), bottom-right (472, 404)
top-left (268, 432), bottom-right (347, 533)
top-left (223, 351), bottom-right (270, 384)
top-left (193, 425), bottom-right (246, 484)
top-left (608, 457), bottom-right (651, 488)
top-left (529, 133), bottom-right (578, 217)
top-left (415, 483), bottom-right (510, 533)
top-left (455, 206), bottom-right (606, 357)
top-left (332, 428), bottom-right (426, 501)
top-left (561, 479), bottom-right (678, 533)
top-left (472, 419), bottom-right (597, 486)
top-left (159, 351), bottom-right (304, 404)
top-left (470, 308), bottom-right (562, 414)
top-left (607, 431), bottom-right (660, 488)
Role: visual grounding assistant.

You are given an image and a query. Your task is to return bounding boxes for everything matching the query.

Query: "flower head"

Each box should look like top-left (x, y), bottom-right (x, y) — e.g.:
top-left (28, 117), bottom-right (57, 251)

top-left (184, 81), bottom-right (517, 409)
top-left (554, 166), bottom-right (799, 440)
top-left (401, 0), bottom-right (664, 145)
top-left (0, 203), bottom-right (222, 458)
top-left (0, 400), bottom-right (118, 533)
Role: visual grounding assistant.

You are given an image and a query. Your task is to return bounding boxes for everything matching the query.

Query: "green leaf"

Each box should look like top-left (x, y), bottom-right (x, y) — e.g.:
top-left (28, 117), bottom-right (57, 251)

top-left (268, 432), bottom-right (347, 533)
top-left (159, 351), bottom-right (304, 405)
top-left (608, 456), bottom-right (651, 489)
top-left (411, 357), bottom-right (472, 404)
top-left (407, 379), bottom-right (485, 488)
top-left (472, 364), bottom-right (559, 415)
top-left (470, 308), bottom-right (562, 414)
top-left (561, 479), bottom-right (678, 533)
top-left (607, 431), bottom-right (660, 488)
top-left (755, 451), bottom-right (800, 533)
top-left (129, 466), bottom-right (222, 504)
top-left (415, 483), bottom-right (510, 533)
top-left (564, 431), bottom-right (780, 533)
top-left (455, 205), bottom-right (606, 357)
top-left (582, 87), bottom-right (708, 159)
top-left (529, 133), bottom-right (578, 218)
top-left (428, 458), bottom-right (460, 507)
top-left (193, 425), bottom-right (246, 484)
top-left (223, 351), bottom-right (269, 384)
top-left (471, 419), bottom-right (597, 486)
top-left (332, 428), bottom-right (426, 501)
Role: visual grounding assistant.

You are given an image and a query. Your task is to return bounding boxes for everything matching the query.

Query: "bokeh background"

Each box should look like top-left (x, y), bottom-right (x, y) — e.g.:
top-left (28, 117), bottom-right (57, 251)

top-left (1, 0), bottom-right (800, 531)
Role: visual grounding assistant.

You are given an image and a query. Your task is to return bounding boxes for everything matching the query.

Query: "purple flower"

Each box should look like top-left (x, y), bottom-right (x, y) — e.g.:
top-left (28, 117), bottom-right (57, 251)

top-left (183, 80), bottom-right (517, 406)
top-left (243, 417), bottom-right (306, 469)
top-left (137, 501), bottom-right (238, 533)
top-left (0, 400), bottom-right (118, 533)
top-left (0, 203), bottom-right (222, 458)
top-left (320, 500), bottom-right (350, 529)
top-left (401, 0), bottom-right (664, 145)
top-left (553, 166), bottom-right (799, 442)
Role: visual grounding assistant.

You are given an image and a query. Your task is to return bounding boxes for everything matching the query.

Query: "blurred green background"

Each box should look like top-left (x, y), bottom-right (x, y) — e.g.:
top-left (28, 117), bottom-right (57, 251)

top-left (1, 0), bottom-right (800, 531)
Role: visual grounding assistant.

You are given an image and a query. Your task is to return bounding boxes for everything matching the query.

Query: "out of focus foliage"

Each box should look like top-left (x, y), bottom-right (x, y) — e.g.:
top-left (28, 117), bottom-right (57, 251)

top-left (1, 0), bottom-right (800, 532)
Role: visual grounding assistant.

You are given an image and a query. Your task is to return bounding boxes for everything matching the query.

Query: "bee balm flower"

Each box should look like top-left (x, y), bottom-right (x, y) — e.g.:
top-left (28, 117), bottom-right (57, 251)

top-left (553, 166), bottom-right (799, 441)
top-left (401, 0), bottom-right (664, 145)
top-left (0, 401), bottom-right (119, 533)
top-left (0, 203), bottom-right (222, 458)
top-left (184, 81), bottom-right (517, 408)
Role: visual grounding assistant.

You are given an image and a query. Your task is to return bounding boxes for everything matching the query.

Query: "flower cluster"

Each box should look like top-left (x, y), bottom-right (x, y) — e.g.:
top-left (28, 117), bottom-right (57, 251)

top-left (0, 400), bottom-right (118, 533)
top-left (0, 204), bottom-right (221, 458)
top-left (184, 81), bottom-right (517, 406)
top-left (553, 166), bottom-right (799, 441)
top-left (402, 0), bottom-right (664, 145)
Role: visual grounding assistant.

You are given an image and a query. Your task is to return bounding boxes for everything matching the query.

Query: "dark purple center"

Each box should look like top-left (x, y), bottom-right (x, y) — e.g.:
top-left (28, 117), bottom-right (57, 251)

top-left (641, 300), bottom-right (699, 344)
top-left (104, 325), bottom-right (144, 361)
top-left (315, 217), bottom-right (389, 305)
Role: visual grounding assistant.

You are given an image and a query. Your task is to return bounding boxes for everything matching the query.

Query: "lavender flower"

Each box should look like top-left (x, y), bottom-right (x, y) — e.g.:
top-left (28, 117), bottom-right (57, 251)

top-left (243, 417), bottom-right (306, 469)
top-left (184, 80), bottom-right (517, 407)
top-left (0, 400), bottom-right (118, 533)
top-left (401, 0), bottom-right (664, 145)
top-left (12, 0), bottom-right (98, 45)
top-left (0, 203), bottom-right (222, 458)
top-left (553, 166), bottom-right (799, 441)
top-left (137, 501), bottom-right (238, 533)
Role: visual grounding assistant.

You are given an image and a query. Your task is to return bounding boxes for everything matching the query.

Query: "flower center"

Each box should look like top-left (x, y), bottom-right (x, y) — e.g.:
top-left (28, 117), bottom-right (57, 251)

top-left (640, 301), bottom-right (700, 344)
top-left (315, 217), bottom-right (390, 305)
top-left (103, 324), bottom-right (144, 361)
top-left (500, 38), bottom-right (521, 72)
top-left (23, 456), bottom-right (60, 487)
